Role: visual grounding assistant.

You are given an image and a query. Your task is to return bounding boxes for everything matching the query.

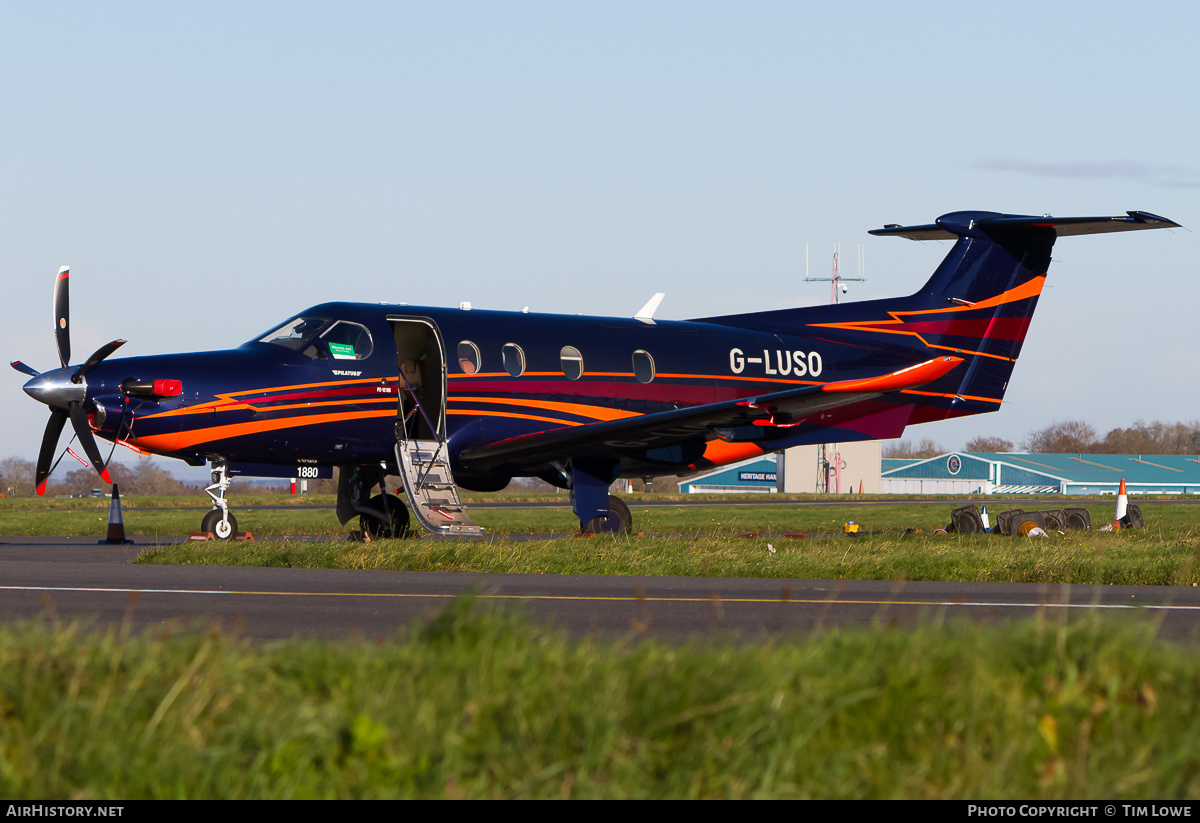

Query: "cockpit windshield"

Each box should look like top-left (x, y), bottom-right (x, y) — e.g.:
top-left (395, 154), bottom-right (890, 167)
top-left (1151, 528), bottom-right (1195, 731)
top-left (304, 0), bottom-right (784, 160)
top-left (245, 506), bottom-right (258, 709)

top-left (255, 316), bottom-right (332, 351)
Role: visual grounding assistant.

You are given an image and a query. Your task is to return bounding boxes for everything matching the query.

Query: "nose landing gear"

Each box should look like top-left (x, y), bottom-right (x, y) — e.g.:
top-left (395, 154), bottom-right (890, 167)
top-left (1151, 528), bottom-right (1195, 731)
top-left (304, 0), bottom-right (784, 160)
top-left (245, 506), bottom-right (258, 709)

top-left (201, 462), bottom-right (238, 540)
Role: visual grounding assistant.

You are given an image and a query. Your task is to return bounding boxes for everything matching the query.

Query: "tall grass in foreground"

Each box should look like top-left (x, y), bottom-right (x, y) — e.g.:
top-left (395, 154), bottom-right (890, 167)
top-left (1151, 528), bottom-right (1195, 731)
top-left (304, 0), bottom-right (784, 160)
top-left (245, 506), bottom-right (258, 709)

top-left (2, 599), bottom-right (1199, 799)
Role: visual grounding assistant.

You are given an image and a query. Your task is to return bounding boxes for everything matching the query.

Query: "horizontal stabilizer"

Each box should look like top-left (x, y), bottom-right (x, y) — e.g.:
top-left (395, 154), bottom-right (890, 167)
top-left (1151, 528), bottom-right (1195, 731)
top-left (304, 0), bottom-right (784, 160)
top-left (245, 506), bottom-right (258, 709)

top-left (870, 210), bottom-right (1180, 241)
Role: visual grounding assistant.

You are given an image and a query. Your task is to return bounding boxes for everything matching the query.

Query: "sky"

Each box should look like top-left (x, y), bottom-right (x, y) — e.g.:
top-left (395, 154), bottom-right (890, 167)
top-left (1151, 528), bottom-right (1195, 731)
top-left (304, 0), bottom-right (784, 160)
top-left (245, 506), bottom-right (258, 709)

top-left (2, 1), bottom-right (1196, 482)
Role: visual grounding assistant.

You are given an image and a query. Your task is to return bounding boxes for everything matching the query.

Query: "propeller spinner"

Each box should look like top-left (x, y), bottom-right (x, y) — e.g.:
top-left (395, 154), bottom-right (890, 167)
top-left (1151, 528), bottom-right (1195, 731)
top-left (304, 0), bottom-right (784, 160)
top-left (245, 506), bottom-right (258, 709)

top-left (12, 266), bottom-right (126, 494)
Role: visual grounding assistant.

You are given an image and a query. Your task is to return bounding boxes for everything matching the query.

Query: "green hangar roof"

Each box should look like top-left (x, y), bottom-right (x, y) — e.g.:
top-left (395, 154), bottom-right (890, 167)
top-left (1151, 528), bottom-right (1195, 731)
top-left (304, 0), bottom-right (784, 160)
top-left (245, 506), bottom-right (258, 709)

top-left (881, 453), bottom-right (1200, 495)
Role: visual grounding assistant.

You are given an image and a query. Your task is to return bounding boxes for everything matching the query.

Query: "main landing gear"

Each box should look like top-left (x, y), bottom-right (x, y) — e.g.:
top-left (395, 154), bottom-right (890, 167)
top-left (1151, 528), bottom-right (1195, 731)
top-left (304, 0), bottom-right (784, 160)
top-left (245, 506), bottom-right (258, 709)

top-left (570, 459), bottom-right (634, 535)
top-left (336, 464), bottom-right (414, 539)
top-left (361, 492), bottom-right (411, 539)
top-left (202, 462), bottom-right (238, 539)
top-left (584, 495), bottom-right (632, 535)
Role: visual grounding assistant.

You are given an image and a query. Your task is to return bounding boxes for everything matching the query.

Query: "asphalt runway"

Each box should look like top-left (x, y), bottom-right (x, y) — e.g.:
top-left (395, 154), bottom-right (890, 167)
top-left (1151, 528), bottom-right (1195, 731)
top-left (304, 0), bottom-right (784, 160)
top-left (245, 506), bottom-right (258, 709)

top-left (3, 536), bottom-right (1199, 643)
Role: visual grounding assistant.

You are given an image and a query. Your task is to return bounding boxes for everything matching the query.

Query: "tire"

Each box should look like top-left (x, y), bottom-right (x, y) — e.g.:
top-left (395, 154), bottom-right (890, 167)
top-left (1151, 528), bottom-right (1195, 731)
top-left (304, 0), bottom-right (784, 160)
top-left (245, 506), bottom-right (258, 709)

top-left (1123, 503), bottom-right (1144, 530)
top-left (951, 505), bottom-right (984, 534)
top-left (1039, 510), bottom-right (1067, 531)
top-left (201, 509), bottom-right (238, 540)
top-left (1063, 508), bottom-right (1091, 531)
top-left (583, 495), bottom-right (632, 535)
top-left (996, 509), bottom-right (1025, 537)
top-left (362, 493), bottom-right (411, 539)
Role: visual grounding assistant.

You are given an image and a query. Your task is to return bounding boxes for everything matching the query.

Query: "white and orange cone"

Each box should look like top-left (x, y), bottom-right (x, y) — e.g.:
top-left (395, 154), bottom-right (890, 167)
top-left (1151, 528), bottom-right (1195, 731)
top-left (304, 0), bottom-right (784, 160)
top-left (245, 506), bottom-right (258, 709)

top-left (1108, 478), bottom-right (1128, 532)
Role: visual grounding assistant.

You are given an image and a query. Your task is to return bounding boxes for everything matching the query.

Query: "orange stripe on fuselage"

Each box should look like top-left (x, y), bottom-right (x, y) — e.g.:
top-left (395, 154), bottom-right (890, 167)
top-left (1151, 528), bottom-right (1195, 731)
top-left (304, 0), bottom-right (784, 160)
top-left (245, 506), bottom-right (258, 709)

top-left (809, 275), bottom-right (1046, 361)
top-left (141, 377), bottom-right (397, 419)
top-left (900, 389), bottom-right (1002, 405)
top-left (131, 409), bottom-right (395, 452)
top-left (451, 396), bottom-right (641, 422)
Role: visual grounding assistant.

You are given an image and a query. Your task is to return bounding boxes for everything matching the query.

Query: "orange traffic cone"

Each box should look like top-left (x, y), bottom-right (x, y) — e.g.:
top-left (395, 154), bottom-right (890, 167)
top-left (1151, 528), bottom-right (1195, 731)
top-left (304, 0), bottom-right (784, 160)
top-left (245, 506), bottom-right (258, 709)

top-left (101, 483), bottom-right (134, 545)
top-left (859, 479), bottom-right (864, 494)
top-left (1111, 478), bottom-right (1128, 531)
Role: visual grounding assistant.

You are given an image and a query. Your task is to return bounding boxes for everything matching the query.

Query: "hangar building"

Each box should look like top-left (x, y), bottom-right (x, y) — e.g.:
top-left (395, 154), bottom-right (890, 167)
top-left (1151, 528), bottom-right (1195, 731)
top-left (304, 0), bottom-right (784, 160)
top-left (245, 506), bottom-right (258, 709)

top-left (677, 441), bottom-right (882, 494)
top-left (880, 452), bottom-right (1200, 495)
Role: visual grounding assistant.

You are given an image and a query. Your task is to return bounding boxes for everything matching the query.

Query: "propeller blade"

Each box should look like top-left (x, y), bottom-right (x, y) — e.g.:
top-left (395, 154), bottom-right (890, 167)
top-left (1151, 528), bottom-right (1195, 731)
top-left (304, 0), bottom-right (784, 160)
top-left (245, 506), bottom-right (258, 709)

top-left (67, 401), bottom-right (111, 484)
top-left (77, 339), bottom-right (127, 378)
top-left (35, 407), bottom-right (69, 495)
top-left (53, 266), bottom-right (70, 369)
top-left (10, 361), bottom-right (40, 377)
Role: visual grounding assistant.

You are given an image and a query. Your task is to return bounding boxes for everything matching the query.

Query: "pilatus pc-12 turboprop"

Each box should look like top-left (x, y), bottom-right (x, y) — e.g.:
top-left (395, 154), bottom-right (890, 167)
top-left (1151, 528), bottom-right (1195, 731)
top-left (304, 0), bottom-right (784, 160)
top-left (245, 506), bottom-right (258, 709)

top-left (13, 209), bottom-right (1179, 538)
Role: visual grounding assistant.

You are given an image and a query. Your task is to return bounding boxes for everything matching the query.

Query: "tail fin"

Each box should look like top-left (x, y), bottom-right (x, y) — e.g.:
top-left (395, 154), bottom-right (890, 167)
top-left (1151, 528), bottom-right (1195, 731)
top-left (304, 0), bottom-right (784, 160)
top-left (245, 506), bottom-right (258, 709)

top-left (695, 210), bottom-right (1178, 422)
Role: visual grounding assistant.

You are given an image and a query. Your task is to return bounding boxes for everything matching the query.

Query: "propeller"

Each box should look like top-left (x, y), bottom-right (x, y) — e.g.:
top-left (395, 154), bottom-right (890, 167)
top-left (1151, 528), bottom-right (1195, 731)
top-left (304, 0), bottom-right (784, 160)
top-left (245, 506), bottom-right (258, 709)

top-left (14, 266), bottom-right (127, 494)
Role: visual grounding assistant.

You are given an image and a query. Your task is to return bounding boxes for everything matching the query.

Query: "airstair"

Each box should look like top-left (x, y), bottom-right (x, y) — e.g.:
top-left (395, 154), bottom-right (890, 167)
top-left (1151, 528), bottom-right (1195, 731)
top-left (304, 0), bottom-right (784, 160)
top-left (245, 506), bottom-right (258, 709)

top-left (393, 354), bottom-right (483, 536)
top-left (394, 439), bottom-right (483, 536)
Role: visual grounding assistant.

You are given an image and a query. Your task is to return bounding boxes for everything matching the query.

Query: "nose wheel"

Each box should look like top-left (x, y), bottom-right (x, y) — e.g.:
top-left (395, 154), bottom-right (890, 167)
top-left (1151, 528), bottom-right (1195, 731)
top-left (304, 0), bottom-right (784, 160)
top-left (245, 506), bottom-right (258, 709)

top-left (201, 461), bottom-right (238, 540)
top-left (201, 508), bottom-right (238, 540)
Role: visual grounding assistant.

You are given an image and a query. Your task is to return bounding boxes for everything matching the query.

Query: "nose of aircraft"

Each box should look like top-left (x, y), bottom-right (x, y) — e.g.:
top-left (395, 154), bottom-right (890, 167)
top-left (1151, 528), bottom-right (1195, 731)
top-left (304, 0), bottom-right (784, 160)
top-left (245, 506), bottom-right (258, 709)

top-left (22, 368), bottom-right (86, 409)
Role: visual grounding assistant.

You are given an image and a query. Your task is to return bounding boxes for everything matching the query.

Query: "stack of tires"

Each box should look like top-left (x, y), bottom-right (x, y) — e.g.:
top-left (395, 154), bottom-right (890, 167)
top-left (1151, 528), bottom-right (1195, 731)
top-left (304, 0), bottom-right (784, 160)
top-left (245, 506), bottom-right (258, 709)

top-left (994, 507), bottom-right (1093, 536)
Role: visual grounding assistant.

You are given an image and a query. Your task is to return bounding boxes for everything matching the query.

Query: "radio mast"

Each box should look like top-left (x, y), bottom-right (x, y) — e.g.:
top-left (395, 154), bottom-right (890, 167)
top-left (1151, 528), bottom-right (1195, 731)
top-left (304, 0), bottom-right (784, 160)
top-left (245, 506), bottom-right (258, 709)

top-left (805, 244), bottom-right (866, 492)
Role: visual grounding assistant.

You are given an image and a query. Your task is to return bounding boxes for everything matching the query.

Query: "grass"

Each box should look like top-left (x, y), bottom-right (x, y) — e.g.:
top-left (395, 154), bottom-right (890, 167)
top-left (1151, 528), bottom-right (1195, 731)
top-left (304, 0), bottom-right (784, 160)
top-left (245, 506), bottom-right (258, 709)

top-left (134, 526), bottom-right (1200, 586)
top-left (4, 493), bottom-right (1198, 586)
top-left (2, 492), bottom-right (1195, 537)
top-left (3, 599), bottom-right (1199, 799)
top-left (9, 496), bottom-right (1200, 798)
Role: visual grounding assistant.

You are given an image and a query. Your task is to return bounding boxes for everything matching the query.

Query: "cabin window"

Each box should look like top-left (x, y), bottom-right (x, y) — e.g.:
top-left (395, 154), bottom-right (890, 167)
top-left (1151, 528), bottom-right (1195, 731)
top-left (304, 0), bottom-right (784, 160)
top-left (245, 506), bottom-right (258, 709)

top-left (320, 321), bottom-right (374, 361)
top-left (502, 343), bottom-right (525, 377)
top-left (457, 341), bottom-right (481, 374)
top-left (560, 346), bottom-right (584, 380)
top-left (632, 350), bottom-right (655, 383)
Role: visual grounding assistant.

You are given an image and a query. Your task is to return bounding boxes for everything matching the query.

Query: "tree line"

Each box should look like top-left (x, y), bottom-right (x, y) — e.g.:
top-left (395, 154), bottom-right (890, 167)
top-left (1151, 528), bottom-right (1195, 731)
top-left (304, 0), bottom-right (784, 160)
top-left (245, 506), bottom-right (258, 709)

top-left (883, 419), bottom-right (1200, 459)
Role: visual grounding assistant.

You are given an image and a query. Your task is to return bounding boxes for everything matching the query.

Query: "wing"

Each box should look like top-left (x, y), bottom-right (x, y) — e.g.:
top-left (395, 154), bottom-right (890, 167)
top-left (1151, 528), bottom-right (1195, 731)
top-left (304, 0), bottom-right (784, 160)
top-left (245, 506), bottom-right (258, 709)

top-left (458, 355), bottom-right (963, 473)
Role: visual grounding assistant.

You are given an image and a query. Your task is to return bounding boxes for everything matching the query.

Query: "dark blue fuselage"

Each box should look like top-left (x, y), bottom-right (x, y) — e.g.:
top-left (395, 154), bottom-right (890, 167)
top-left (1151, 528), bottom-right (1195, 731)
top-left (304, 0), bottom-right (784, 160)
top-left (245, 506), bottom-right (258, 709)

top-left (77, 297), bottom-right (963, 484)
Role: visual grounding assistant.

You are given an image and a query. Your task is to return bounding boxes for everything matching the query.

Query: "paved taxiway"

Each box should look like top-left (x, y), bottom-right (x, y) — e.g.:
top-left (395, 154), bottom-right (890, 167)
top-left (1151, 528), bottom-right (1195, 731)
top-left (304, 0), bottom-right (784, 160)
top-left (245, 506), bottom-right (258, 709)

top-left (3, 537), bottom-right (1200, 643)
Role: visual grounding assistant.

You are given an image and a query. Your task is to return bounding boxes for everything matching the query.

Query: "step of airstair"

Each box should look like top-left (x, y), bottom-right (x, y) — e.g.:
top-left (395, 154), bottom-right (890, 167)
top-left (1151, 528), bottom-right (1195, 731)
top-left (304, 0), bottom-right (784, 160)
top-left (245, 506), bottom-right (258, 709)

top-left (395, 440), bottom-right (483, 536)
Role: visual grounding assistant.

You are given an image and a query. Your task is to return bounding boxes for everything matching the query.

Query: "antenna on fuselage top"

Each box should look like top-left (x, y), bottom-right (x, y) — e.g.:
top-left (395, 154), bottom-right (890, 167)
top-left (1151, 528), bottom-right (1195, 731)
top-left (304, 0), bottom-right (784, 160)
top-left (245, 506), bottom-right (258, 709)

top-left (634, 293), bottom-right (665, 324)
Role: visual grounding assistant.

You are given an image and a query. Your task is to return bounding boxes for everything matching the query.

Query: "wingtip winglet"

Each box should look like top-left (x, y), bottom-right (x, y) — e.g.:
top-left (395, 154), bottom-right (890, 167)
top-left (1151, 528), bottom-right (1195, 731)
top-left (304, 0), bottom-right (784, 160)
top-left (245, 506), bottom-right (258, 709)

top-left (822, 355), bottom-right (964, 394)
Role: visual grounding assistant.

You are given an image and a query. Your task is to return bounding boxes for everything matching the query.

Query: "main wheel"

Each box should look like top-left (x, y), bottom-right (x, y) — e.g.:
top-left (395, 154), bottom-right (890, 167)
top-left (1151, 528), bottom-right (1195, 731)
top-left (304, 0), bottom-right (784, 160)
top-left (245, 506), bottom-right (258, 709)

top-left (361, 493), bottom-right (411, 539)
top-left (201, 509), bottom-right (238, 540)
top-left (583, 495), bottom-right (632, 535)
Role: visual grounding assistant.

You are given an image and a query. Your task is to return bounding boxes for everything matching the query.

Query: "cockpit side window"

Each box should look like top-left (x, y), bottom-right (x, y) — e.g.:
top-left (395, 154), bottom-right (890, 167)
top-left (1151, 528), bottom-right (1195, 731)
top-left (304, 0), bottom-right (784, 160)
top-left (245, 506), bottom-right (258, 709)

top-left (256, 316), bottom-right (332, 351)
top-left (321, 321), bottom-right (374, 361)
